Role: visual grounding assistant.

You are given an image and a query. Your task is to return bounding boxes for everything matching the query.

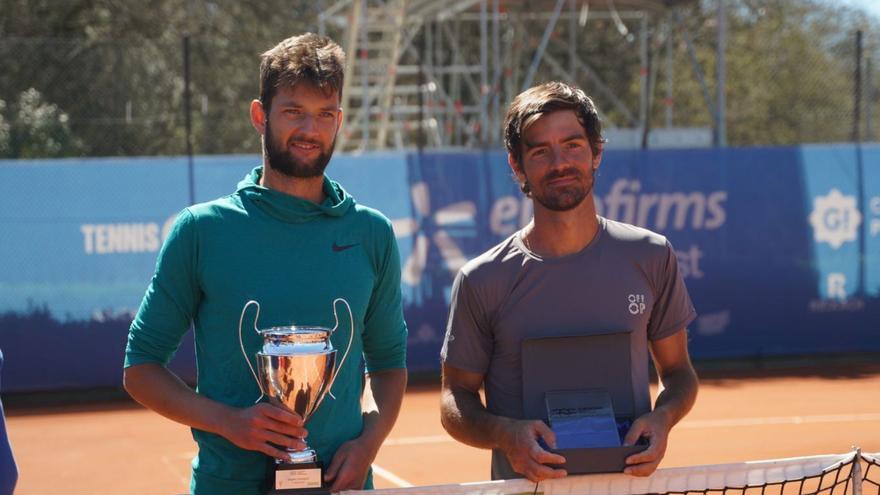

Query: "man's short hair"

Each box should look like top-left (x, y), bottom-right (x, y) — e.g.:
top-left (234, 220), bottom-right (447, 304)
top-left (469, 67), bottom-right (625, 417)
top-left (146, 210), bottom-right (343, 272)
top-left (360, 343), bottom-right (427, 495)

top-left (259, 33), bottom-right (345, 112)
top-left (504, 81), bottom-right (605, 166)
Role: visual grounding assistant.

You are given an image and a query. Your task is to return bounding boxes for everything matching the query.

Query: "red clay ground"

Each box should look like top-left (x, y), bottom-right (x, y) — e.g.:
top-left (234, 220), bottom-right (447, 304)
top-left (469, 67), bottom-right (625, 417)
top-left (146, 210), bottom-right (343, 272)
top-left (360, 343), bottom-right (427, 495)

top-left (6, 364), bottom-right (880, 494)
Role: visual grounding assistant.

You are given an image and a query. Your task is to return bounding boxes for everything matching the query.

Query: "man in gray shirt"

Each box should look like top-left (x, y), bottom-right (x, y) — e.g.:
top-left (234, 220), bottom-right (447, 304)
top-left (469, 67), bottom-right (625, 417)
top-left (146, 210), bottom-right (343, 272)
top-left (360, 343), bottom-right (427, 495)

top-left (440, 82), bottom-right (699, 482)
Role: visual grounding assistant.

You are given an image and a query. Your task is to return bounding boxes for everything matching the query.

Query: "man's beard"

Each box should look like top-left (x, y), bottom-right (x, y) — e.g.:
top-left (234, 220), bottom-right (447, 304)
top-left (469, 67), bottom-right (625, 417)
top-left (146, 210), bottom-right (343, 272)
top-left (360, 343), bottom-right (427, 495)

top-left (524, 167), bottom-right (595, 212)
top-left (263, 120), bottom-right (336, 178)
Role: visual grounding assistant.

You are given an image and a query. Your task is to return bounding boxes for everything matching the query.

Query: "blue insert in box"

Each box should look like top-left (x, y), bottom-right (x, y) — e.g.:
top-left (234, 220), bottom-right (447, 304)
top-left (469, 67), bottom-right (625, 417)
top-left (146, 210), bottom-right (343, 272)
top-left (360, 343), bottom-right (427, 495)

top-left (546, 389), bottom-right (621, 449)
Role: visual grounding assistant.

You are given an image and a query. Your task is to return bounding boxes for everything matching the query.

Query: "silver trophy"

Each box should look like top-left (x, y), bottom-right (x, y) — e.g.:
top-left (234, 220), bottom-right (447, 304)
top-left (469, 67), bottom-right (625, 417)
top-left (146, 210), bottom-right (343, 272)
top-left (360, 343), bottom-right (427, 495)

top-left (238, 298), bottom-right (354, 493)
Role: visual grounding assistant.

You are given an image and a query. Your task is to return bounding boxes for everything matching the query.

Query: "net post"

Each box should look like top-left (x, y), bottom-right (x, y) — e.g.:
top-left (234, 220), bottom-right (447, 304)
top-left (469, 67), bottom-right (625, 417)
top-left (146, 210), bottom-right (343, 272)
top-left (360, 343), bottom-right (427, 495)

top-left (853, 446), bottom-right (864, 495)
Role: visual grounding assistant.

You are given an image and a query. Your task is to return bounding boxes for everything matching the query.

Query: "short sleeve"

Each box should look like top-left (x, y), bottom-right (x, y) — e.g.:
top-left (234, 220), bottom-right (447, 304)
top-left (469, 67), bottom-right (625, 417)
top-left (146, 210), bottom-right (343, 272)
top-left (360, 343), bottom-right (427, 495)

top-left (362, 219), bottom-right (408, 373)
top-left (647, 240), bottom-right (697, 341)
top-left (124, 209), bottom-right (201, 368)
top-left (440, 270), bottom-right (493, 374)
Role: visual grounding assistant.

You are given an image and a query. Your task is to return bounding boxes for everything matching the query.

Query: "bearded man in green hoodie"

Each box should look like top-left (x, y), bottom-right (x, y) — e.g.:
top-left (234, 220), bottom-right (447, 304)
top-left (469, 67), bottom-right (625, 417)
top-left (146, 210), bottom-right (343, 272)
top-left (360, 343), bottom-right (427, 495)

top-left (123, 33), bottom-right (408, 495)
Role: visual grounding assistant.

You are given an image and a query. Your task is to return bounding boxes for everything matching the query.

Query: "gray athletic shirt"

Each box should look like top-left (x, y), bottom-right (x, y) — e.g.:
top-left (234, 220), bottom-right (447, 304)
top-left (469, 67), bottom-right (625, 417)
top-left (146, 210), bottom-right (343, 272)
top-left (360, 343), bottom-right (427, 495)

top-left (440, 216), bottom-right (696, 479)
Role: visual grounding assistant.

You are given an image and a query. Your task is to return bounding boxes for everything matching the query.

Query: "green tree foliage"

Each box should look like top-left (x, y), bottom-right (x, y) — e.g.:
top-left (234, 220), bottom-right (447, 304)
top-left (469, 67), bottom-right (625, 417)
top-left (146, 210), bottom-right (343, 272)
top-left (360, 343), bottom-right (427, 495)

top-left (4, 88), bottom-right (84, 158)
top-left (0, 101), bottom-right (9, 156)
top-left (645, 0), bottom-right (879, 146)
top-left (0, 0), bottom-right (876, 156)
top-left (0, 0), bottom-right (319, 157)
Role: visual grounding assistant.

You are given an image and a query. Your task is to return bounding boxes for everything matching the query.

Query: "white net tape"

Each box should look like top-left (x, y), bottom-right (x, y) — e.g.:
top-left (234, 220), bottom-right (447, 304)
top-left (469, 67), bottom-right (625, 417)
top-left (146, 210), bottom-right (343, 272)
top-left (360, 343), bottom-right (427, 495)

top-left (341, 452), bottom-right (859, 495)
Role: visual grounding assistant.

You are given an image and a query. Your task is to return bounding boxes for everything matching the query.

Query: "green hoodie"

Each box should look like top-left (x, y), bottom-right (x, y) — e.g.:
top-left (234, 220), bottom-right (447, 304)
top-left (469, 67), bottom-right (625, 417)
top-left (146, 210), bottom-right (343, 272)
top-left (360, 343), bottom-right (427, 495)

top-left (125, 166), bottom-right (407, 494)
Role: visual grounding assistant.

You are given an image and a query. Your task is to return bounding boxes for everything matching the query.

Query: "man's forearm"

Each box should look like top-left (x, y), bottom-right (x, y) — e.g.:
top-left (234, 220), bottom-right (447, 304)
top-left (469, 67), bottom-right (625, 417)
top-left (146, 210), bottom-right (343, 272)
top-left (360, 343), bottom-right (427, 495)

top-left (440, 386), bottom-right (514, 450)
top-left (123, 362), bottom-right (234, 436)
top-left (653, 366), bottom-right (699, 428)
top-left (358, 368), bottom-right (408, 454)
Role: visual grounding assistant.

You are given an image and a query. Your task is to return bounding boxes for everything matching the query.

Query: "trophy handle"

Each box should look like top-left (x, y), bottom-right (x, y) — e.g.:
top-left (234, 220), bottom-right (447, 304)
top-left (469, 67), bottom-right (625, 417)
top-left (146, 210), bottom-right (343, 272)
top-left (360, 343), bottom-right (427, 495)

top-left (238, 299), bottom-right (265, 403)
top-left (321, 297), bottom-right (355, 403)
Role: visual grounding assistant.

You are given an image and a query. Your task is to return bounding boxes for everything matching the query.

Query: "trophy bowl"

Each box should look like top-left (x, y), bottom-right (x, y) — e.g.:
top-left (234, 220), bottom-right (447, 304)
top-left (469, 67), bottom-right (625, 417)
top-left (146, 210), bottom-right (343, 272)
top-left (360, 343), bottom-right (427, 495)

top-left (256, 327), bottom-right (337, 464)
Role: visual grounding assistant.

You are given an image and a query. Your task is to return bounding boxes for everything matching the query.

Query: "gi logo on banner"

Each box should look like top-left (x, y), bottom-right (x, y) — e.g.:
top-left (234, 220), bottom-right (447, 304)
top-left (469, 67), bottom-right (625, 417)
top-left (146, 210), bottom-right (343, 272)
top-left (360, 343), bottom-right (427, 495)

top-left (808, 188), bottom-right (862, 249)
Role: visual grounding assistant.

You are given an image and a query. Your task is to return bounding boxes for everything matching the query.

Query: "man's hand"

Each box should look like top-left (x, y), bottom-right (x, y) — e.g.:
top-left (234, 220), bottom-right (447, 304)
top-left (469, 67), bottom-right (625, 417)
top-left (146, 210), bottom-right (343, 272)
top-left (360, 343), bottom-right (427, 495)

top-left (622, 410), bottom-right (672, 476)
top-left (322, 368), bottom-right (406, 492)
top-left (441, 365), bottom-right (566, 482)
top-left (498, 419), bottom-right (567, 482)
top-left (323, 437), bottom-right (376, 492)
top-left (622, 329), bottom-right (699, 477)
top-left (221, 403), bottom-right (309, 460)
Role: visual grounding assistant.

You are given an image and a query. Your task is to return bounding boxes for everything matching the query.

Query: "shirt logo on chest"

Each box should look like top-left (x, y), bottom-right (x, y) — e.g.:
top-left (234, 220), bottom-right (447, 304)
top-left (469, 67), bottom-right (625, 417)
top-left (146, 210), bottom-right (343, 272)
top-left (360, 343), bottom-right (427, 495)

top-left (332, 242), bottom-right (358, 252)
top-left (627, 294), bottom-right (646, 315)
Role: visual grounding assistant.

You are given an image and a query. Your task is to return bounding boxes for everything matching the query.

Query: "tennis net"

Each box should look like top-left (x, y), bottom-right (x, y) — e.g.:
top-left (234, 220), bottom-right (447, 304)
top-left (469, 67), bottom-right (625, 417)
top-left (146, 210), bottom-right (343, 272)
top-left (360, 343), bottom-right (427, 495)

top-left (863, 451), bottom-right (880, 495)
top-left (344, 450), bottom-right (879, 495)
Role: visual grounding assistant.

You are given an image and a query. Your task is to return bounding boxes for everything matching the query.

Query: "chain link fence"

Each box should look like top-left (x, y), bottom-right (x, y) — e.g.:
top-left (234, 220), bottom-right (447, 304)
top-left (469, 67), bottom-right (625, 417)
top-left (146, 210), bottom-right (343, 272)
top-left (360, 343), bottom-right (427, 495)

top-left (0, 35), bottom-right (264, 158)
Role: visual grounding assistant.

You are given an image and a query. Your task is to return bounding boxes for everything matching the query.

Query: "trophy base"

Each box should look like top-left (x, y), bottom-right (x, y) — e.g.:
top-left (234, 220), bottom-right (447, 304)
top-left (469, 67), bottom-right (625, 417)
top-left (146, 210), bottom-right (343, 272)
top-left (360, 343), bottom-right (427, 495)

top-left (268, 460), bottom-right (329, 494)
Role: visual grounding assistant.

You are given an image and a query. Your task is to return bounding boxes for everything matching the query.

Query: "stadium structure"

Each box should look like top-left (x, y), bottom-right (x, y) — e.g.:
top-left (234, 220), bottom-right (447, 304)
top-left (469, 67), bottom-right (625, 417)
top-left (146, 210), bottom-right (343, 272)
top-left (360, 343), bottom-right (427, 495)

top-left (317, 0), bottom-right (722, 152)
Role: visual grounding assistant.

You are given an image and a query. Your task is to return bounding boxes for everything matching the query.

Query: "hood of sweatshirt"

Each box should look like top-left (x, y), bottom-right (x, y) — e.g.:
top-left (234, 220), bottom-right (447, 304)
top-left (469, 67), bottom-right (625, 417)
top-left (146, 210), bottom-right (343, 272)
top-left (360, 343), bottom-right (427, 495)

top-left (236, 166), bottom-right (354, 223)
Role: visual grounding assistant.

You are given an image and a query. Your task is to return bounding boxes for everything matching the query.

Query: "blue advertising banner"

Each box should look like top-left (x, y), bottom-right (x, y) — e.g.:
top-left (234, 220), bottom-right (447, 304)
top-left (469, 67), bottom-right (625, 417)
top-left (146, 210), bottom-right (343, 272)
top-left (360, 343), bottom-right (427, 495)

top-left (859, 146), bottom-right (880, 297)
top-left (0, 145), bottom-right (878, 392)
top-left (0, 157), bottom-right (194, 391)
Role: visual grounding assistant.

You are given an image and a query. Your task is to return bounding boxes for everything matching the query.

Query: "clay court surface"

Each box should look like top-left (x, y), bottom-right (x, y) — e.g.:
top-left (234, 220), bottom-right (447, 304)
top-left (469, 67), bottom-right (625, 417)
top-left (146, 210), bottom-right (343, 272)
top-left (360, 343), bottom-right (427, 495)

top-left (6, 363), bottom-right (880, 494)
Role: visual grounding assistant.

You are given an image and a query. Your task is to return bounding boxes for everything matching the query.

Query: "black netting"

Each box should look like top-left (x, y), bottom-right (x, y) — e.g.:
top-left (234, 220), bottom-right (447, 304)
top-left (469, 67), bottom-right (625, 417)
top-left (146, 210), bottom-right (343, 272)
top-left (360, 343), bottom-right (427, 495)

top-left (862, 452), bottom-right (880, 495)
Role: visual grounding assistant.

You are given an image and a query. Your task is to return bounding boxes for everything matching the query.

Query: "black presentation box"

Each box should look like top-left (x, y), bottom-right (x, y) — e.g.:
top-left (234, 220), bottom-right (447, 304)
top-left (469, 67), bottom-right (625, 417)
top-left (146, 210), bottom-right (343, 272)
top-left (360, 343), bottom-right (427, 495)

top-left (522, 332), bottom-right (649, 475)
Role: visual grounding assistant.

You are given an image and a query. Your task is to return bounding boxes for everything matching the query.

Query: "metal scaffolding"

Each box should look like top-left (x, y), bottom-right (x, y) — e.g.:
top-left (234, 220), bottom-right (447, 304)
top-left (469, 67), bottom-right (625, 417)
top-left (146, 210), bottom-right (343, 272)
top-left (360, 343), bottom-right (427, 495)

top-left (319, 0), bottom-right (709, 152)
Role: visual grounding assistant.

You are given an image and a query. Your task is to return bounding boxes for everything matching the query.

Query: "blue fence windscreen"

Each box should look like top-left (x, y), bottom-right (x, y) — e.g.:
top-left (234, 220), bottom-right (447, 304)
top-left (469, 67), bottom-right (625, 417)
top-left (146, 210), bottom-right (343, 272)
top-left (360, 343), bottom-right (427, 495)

top-left (0, 145), bottom-right (878, 392)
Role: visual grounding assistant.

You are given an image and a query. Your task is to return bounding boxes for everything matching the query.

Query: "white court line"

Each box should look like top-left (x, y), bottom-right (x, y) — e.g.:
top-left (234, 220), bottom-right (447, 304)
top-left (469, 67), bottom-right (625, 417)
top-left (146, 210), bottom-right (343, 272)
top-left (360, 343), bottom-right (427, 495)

top-left (678, 413), bottom-right (880, 429)
top-left (381, 413), bottom-right (880, 447)
top-left (384, 435), bottom-right (450, 446)
top-left (372, 463), bottom-right (414, 487)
